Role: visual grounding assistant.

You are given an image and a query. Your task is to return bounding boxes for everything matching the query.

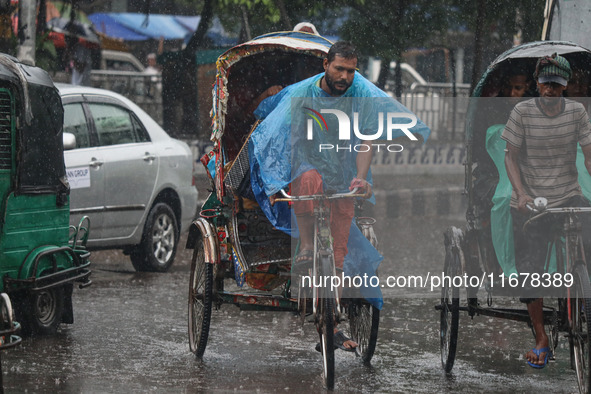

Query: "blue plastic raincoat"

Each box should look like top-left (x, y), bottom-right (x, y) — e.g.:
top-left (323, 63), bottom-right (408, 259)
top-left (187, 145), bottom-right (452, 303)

top-left (248, 72), bottom-right (431, 309)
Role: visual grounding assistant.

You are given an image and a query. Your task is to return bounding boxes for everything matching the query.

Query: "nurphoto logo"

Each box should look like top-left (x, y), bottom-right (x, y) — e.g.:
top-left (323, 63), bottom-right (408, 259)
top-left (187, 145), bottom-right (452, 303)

top-left (303, 107), bottom-right (418, 153)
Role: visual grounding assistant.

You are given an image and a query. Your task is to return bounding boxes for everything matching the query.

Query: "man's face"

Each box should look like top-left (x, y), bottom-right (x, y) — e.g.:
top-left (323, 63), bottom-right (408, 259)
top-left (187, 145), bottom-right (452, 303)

top-left (502, 75), bottom-right (529, 98)
top-left (323, 55), bottom-right (357, 96)
top-left (537, 80), bottom-right (567, 103)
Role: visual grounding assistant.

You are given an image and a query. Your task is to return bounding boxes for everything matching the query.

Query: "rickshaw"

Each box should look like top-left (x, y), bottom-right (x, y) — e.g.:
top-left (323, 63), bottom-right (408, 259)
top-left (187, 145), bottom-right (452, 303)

top-left (0, 54), bottom-right (91, 335)
top-left (186, 31), bottom-right (381, 390)
top-left (437, 41), bottom-right (591, 392)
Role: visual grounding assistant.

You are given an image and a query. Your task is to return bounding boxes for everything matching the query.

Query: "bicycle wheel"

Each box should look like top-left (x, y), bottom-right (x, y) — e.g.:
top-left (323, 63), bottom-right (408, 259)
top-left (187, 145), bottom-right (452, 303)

top-left (349, 216), bottom-right (380, 363)
top-left (188, 239), bottom-right (213, 358)
top-left (349, 299), bottom-right (379, 363)
top-left (570, 262), bottom-right (591, 393)
top-left (316, 254), bottom-right (335, 390)
top-left (440, 245), bottom-right (460, 373)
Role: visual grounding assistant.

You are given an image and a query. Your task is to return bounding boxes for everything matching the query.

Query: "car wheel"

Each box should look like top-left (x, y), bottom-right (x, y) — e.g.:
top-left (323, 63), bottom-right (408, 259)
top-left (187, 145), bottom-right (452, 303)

top-left (131, 202), bottom-right (179, 272)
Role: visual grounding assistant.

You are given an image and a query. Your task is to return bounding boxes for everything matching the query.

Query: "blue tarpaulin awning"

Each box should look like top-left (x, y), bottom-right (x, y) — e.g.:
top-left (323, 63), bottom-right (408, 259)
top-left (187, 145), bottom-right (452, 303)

top-left (88, 12), bottom-right (237, 46)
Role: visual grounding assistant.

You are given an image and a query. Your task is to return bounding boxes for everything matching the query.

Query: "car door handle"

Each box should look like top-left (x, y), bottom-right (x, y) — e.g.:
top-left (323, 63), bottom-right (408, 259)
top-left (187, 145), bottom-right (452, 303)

top-left (143, 153), bottom-right (156, 162)
top-left (89, 158), bottom-right (104, 168)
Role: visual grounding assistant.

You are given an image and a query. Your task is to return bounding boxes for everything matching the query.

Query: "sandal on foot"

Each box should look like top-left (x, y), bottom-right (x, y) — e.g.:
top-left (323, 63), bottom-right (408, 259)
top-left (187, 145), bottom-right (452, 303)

top-left (527, 347), bottom-right (551, 369)
top-left (315, 331), bottom-right (357, 353)
top-left (292, 250), bottom-right (313, 273)
top-left (334, 330), bottom-right (357, 352)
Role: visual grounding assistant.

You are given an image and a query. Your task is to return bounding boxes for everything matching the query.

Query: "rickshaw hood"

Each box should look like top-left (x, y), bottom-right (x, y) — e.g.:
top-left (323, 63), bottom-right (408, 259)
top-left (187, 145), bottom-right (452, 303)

top-left (0, 54), bottom-right (66, 196)
top-left (467, 41), bottom-right (591, 143)
top-left (472, 41), bottom-right (591, 98)
top-left (211, 31), bottom-right (333, 143)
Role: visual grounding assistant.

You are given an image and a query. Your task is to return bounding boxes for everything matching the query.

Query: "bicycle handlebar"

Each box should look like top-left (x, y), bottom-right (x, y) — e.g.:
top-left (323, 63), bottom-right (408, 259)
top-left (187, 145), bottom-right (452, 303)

top-left (526, 197), bottom-right (548, 213)
top-left (526, 196), bottom-right (591, 214)
top-left (523, 196), bottom-right (591, 231)
top-left (542, 207), bottom-right (591, 213)
top-left (275, 187), bottom-right (364, 202)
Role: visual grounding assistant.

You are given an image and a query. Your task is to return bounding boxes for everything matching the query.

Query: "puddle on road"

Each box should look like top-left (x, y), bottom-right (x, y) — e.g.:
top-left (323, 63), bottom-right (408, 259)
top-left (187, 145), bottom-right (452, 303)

top-left (0, 221), bottom-right (581, 392)
top-left (1, 287), bottom-right (580, 392)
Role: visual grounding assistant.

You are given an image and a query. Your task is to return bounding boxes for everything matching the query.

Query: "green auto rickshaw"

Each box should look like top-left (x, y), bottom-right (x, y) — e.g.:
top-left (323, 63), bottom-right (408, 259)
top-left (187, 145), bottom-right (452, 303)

top-left (0, 53), bottom-right (91, 335)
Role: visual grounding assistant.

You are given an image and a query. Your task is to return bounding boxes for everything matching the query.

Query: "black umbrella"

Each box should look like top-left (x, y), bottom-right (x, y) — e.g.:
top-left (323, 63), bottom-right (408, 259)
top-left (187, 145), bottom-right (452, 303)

top-left (47, 17), bottom-right (100, 44)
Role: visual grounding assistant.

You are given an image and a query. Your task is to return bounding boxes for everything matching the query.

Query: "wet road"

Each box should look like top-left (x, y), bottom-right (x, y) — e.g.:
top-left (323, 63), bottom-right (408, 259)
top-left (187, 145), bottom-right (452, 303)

top-left (0, 216), bottom-right (583, 393)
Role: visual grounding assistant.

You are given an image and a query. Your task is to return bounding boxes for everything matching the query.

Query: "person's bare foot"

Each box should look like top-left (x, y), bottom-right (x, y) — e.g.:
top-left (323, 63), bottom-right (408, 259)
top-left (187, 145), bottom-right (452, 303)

top-left (525, 338), bottom-right (550, 367)
top-left (292, 249), bottom-right (313, 273)
top-left (334, 328), bottom-right (357, 351)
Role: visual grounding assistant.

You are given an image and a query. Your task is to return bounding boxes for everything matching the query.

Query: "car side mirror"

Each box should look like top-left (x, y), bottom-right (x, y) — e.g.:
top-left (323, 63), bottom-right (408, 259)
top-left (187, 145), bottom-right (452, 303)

top-left (63, 132), bottom-right (76, 150)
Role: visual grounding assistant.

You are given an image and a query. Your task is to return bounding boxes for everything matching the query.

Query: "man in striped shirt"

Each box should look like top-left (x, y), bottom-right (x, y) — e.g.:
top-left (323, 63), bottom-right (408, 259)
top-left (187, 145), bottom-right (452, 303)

top-left (502, 53), bottom-right (591, 368)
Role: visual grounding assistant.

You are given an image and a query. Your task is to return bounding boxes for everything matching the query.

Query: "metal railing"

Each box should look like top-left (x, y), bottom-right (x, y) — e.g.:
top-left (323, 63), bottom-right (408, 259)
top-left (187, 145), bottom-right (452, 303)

top-left (51, 70), bottom-right (164, 126)
top-left (55, 70), bottom-right (469, 144)
top-left (90, 71), bottom-right (163, 125)
top-left (396, 82), bottom-right (470, 143)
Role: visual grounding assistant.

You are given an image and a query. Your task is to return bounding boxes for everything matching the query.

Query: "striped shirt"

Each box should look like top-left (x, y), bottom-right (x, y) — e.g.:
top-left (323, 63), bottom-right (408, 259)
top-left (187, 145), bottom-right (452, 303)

top-left (501, 98), bottom-right (591, 208)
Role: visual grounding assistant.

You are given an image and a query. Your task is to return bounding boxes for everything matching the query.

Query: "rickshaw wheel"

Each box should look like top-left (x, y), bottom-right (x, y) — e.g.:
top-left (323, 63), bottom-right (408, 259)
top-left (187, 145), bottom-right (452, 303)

top-left (131, 203), bottom-right (179, 272)
top-left (348, 299), bottom-right (379, 364)
top-left (440, 243), bottom-right (460, 373)
top-left (19, 286), bottom-right (65, 336)
top-left (317, 255), bottom-right (335, 390)
top-left (570, 262), bottom-right (591, 393)
top-left (188, 239), bottom-right (213, 358)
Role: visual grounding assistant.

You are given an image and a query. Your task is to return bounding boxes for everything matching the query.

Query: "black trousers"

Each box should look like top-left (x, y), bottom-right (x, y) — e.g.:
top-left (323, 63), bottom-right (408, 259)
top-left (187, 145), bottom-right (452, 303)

top-left (511, 195), bottom-right (591, 302)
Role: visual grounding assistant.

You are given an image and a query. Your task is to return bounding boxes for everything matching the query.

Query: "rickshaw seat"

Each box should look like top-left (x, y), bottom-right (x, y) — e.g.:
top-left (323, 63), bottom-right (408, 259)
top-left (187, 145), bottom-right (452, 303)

top-left (222, 128), bottom-right (292, 275)
top-left (223, 120), bottom-right (264, 206)
top-left (224, 138), bottom-right (259, 207)
top-left (486, 123), bottom-right (591, 276)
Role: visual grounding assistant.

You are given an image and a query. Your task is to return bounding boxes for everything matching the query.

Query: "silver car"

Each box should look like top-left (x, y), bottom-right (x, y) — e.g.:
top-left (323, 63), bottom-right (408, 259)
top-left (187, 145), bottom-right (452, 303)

top-left (57, 84), bottom-right (198, 272)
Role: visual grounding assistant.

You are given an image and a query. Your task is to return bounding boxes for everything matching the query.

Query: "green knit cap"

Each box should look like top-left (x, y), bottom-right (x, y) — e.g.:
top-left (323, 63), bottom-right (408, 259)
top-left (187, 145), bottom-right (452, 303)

top-left (534, 52), bottom-right (572, 82)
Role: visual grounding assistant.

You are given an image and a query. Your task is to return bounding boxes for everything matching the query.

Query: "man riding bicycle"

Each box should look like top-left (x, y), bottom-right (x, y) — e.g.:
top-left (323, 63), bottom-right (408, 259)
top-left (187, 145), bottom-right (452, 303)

top-left (249, 41), bottom-right (429, 352)
top-left (502, 53), bottom-right (591, 368)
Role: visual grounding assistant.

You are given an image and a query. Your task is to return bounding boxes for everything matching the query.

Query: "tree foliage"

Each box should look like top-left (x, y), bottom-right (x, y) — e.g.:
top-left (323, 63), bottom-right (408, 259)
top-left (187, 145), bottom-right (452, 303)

top-left (450, 0), bottom-right (544, 45)
top-left (449, 0), bottom-right (544, 87)
top-left (338, 0), bottom-right (451, 61)
top-left (168, 0), bottom-right (546, 90)
top-left (215, 0), bottom-right (326, 40)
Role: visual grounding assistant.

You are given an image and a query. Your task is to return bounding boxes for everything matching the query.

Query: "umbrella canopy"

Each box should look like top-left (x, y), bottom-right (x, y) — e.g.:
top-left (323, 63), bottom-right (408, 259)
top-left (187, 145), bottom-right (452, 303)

top-left (11, 0), bottom-right (99, 47)
top-left (10, 0), bottom-right (92, 25)
top-left (88, 12), bottom-right (237, 46)
top-left (47, 17), bottom-right (100, 45)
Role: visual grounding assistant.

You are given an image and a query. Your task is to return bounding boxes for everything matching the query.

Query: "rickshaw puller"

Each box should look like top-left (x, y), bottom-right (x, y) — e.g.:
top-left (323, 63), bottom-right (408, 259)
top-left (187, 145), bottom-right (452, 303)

top-left (289, 42), bottom-right (372, 352)
top-left (252, 40), bottom-right (429, 353)
top-left (502, 53), bottom-right (591, 368)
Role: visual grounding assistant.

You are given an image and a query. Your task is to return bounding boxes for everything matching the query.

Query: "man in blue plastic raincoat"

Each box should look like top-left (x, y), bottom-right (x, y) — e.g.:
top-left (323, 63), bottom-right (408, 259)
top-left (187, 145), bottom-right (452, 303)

top-left (249, 41), bottom-right (430, 351)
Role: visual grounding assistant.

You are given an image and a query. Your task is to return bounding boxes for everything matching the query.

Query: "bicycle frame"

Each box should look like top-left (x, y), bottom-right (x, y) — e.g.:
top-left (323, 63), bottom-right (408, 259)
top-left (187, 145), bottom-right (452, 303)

top-left (525, 204), bottom-right (591, 324)
top-left (277, 188), bottom-right (364, 314)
